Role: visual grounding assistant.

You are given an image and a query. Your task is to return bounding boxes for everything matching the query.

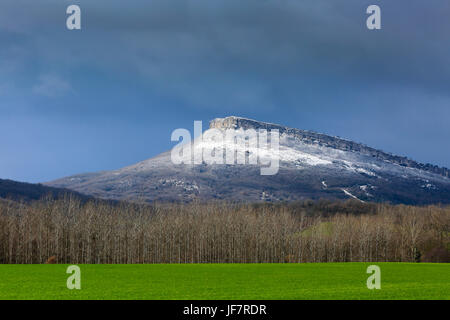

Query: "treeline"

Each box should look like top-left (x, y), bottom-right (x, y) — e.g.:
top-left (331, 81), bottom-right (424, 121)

top-left (0, 197), bottom-right (448, 264)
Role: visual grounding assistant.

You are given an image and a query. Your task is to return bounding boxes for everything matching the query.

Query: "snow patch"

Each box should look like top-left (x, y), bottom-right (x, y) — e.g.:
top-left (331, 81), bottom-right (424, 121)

top-left (158, 179), bottom-right (199, 192)
top-left (341, 188), bottom-right (365, 203)
top-left (421, 183), bottom-right (437, 190)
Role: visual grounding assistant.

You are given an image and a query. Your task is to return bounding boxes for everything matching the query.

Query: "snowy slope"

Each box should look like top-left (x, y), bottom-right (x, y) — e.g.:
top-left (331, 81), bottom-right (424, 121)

top-left (46, 116), bottom-right (450, 204)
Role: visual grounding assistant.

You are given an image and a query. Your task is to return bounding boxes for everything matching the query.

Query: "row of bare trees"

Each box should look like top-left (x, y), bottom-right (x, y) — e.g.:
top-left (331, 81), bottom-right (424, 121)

top-left (0, 197), bottom-right (448, 264)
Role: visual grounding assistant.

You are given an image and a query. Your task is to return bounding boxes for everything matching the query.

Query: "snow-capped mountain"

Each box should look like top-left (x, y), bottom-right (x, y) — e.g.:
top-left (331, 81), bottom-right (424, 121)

top-left (46, 116), bottom-right (450, 204)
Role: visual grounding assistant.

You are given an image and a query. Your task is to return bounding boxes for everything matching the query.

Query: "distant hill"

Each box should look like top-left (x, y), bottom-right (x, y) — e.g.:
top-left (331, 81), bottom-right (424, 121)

top-left (0, 178), bottom-right (91, 203)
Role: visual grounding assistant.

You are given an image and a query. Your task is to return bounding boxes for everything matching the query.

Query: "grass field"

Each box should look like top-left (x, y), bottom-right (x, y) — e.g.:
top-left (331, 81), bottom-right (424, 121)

top-left (0, 263), bottom-right (448, 300)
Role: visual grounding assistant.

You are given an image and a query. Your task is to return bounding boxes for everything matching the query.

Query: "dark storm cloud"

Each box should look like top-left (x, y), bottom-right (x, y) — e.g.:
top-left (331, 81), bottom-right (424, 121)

top-left (1, 0), bottom-right (449, 111)
top-left (0, 0), bottom-right (449, 181)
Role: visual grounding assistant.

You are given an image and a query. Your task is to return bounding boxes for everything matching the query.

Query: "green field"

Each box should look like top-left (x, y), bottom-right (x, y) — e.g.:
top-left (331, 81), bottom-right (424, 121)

top-left (0, 263), bottom-right (448, 300)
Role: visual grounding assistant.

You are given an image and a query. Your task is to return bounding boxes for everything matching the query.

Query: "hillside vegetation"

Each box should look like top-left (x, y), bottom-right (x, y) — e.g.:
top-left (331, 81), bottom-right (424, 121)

top-left (0, 179), bottom-right (91, 203)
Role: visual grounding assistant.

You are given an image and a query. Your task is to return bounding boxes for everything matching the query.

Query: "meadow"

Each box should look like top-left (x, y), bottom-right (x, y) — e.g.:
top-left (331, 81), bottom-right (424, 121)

top-left (0, 263), bottom-right (448, 300)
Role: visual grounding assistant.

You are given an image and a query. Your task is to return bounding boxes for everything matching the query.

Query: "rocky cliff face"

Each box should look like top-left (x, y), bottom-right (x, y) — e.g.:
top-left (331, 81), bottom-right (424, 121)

top-left (45, 116), bottom-right (450, 204)
top-left (210, 116), bottom-right (450, 178)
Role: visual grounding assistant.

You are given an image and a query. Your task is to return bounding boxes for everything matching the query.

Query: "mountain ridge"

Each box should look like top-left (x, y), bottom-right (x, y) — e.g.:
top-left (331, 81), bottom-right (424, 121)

top-left (210, 116), bottom-right (450, 178)
top-left (45, 116), bottom-right (450, 205)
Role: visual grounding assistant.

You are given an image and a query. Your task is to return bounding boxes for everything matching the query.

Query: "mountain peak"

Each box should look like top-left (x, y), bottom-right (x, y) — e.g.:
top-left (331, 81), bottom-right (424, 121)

top-left (209, 116), bottom-right (286, 131)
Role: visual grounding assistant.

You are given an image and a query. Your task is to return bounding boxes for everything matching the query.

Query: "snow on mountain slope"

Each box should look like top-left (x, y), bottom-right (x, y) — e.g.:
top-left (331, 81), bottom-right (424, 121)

top-left (45, 116), bottom-right (450, 204)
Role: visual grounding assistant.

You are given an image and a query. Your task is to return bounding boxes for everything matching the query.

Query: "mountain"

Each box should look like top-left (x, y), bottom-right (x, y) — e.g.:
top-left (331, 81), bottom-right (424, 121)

top-left (0, 178), bottom-right (91, 203)
top-left (46, 116), bottom-right (450, 205)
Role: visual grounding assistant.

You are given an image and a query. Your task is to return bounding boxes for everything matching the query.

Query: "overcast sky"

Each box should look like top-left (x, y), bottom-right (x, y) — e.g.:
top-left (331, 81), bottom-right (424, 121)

top-left (0, 0), bottom-right (449, 183)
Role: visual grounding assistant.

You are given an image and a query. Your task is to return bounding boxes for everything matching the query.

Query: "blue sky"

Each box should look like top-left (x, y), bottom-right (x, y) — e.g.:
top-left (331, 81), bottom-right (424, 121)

top-left (0, 0), bottom-right (449, 183)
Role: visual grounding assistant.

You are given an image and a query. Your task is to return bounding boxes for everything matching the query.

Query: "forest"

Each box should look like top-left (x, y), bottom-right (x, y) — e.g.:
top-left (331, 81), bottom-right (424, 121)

top-left (0, 197), bottom-right (448, 264)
